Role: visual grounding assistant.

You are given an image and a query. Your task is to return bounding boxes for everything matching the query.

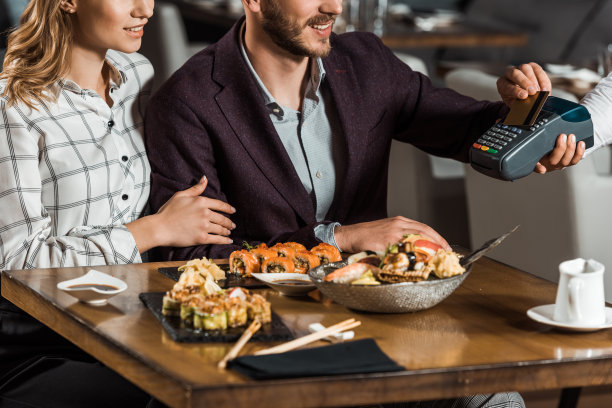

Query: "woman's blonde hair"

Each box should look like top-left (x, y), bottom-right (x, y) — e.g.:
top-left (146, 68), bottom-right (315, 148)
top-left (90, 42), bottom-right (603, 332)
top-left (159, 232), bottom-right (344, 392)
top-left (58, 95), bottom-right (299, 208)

top-left (0, 0), bottom-right (73, 110)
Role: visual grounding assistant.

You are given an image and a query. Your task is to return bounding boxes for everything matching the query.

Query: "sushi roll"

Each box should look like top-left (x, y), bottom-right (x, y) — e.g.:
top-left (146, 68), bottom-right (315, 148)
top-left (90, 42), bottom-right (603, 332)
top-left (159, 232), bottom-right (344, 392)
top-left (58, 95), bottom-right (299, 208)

top-left (293, 250), bottom-right (321, 274)
top-left (281, 242), bottom-right (307, 252)
top-left (261, 256), bottom-right (296, 274)
top-left (225, 296), bottom-right (248, 328)
top-left (193, 304), bottom-right (228, 331)
top-left (180, 295), bottom-right (201, 328)
top-left (250, 247), bottom-right (278, 266)
top-left (162, 292), bottom-right (181, 316)
top-left (311, 243), bottom-right (342, 264)
top-left (271, 243), bottom-right (297, 258)
top-left (247, 293), bottom-right (272, 323)
top-left (229, 249), bottom-right (260, 276)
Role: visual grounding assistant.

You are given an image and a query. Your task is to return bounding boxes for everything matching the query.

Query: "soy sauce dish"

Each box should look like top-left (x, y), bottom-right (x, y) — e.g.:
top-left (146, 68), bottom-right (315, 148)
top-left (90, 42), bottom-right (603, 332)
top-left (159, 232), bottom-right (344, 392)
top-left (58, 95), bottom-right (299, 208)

top-left (251, 273), bottom-right (315, 296)
top-left (57, 270), bottom-right (127, 305)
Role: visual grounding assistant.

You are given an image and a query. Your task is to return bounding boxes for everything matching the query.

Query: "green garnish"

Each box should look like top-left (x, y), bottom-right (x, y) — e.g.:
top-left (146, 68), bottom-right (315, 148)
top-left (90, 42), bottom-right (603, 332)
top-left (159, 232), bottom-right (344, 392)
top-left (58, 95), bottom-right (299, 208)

top-left (242, 241), bottom-right (256, 250)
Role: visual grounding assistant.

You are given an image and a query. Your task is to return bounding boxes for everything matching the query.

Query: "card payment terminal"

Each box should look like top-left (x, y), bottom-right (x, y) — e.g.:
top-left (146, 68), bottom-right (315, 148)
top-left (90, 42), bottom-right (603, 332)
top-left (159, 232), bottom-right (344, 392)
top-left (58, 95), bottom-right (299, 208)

top-left (469, 96), bottom-right (594, 181)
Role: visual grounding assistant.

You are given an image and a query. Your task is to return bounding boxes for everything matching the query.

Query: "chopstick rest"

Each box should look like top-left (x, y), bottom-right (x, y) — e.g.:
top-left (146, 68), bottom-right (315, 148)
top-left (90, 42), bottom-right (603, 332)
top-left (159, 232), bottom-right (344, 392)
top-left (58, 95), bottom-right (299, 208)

top-left (218, 319), bottom-right (262, 369)
top-left (308, 322), bottom-right (354, 342)
top-left (254, 318), bottom-right (360, 356)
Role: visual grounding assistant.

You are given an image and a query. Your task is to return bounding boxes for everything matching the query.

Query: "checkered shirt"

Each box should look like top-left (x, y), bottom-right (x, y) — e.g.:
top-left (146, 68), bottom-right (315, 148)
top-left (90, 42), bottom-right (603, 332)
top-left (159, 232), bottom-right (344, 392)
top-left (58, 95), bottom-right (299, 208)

top-left (0, 50), bottom-right (153, 270)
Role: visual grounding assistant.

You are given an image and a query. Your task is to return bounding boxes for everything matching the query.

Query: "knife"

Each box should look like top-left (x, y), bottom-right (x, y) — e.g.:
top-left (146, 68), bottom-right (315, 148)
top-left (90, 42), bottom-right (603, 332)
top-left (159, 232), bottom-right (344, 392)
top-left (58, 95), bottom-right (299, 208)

top-left (460, 225), bottom-right (519, 267)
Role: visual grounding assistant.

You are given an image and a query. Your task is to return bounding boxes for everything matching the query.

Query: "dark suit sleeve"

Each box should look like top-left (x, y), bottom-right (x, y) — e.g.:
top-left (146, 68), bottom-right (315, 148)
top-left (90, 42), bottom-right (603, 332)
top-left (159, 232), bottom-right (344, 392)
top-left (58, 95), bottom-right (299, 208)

top-left (145, 92), bottom-right (242, 260)
top-left (366, 34), bottom-right (508, 163)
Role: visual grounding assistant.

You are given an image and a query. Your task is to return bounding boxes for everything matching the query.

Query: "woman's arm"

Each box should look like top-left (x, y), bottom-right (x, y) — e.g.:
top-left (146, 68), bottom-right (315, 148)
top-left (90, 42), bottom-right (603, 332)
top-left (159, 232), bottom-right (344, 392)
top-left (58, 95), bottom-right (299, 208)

top-left (126, 176), bottom-right (235, 254)
top-left (0, 106), bottom-right (143, 269)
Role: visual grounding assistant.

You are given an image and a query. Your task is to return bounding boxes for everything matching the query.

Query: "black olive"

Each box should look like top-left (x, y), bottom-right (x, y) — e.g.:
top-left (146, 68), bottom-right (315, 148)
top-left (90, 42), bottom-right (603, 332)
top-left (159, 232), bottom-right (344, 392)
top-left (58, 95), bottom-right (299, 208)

top-left (406, 252), bottom-right (417, 269)
top-left (397, 242), bottom-right (406, 252)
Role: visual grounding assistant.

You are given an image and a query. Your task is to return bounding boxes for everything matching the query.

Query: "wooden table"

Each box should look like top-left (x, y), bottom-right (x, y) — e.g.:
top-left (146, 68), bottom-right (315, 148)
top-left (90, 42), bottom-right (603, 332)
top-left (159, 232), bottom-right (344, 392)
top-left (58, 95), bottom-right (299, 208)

top-left (380, 21), bottom-right (528, 49)
top-left (3, 258), bottom-right (612, 408)
top-left (164, 0), bottom-right (527, 49)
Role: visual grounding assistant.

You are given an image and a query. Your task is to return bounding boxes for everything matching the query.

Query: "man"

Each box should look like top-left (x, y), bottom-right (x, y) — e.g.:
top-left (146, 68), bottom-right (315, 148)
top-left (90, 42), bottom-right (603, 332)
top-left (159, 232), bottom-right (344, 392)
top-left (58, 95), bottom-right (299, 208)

top-left (145, 0), bottom-right (583, 262)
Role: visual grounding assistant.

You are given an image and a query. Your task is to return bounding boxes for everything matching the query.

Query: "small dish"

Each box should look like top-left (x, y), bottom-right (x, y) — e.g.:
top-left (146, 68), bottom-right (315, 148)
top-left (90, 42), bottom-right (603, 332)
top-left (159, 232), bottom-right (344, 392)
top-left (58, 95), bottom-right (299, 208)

top-left (57, 269), bottom-right (127, 305)
top-left (526, 304), bottom-right (612, 332)
top-left (251, 273), bottom-right (315, 296)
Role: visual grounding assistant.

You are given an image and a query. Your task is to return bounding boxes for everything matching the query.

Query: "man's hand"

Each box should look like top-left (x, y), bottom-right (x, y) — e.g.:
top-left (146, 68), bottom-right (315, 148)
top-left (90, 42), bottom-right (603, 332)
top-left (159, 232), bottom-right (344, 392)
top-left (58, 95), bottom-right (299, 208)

top-left (497, 62), bottom-right (552, 106)
top-left (334, 216), bottom-right (450, 253)
top-left (534, 133), bottom-right (586, 174)
top-left (497, 64), bottom-right (585, 172)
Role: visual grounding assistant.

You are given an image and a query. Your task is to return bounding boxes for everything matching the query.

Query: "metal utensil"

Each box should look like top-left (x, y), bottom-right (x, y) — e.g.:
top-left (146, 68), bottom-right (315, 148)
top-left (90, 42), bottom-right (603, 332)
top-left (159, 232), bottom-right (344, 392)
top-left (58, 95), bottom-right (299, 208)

top-left (460, 225), bottom-right (519, 267)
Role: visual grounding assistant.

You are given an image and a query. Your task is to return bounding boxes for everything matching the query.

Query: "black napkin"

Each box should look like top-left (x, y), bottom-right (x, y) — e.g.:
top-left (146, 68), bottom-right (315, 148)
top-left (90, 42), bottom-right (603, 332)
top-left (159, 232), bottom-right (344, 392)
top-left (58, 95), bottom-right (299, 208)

top-left (228, 338), bottom-right (404, 380)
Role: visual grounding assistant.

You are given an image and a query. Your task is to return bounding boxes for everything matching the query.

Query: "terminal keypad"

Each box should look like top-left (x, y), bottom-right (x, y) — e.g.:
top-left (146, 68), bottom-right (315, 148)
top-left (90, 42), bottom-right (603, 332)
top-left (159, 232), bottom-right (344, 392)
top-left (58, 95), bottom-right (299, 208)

top-left (473, 115), bottom-right (550, 155)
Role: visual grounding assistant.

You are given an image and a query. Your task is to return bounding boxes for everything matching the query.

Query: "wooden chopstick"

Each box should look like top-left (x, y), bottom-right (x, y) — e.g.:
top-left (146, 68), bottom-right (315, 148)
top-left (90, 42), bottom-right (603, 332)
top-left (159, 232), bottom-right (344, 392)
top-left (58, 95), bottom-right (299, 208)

top-left (218, 318), bottom-right (262, 369)
top-left (254, 318), bottom-right (361, 356)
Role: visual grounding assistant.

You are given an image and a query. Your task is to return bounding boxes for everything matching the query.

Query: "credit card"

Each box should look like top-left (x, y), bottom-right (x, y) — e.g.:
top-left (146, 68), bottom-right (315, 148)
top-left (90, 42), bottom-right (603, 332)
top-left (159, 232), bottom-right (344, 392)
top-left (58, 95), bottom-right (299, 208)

top-left (503, 90), bottom-right (550, 126)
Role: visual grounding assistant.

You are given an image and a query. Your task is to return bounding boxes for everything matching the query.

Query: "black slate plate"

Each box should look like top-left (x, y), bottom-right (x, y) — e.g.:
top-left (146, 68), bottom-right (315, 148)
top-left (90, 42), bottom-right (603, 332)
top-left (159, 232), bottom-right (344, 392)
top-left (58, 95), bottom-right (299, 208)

top-left (158, 265), bottom-right (266, 289)
top-left (139, 292), bottom-right (294, 343)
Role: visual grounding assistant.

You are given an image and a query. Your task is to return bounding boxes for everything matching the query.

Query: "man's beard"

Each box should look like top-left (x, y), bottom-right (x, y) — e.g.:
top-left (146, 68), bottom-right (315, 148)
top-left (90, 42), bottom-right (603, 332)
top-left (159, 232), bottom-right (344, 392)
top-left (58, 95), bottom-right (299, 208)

top-left (260, 0), bottom-right (334, 58)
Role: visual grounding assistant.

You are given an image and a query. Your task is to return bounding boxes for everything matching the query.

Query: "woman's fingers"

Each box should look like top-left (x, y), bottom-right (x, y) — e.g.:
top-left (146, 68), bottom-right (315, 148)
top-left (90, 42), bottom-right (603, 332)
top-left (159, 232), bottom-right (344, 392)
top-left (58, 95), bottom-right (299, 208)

top-left (174, 175), bottom-right (208, 198)
top-left (201, 234), bottom-right (234, 245)
top-left (204, 197), bottom-right (236, 214)
top-left (203, 221), bottom-right (232, 237)
top-left (201, 204), bottom-right (235, 229)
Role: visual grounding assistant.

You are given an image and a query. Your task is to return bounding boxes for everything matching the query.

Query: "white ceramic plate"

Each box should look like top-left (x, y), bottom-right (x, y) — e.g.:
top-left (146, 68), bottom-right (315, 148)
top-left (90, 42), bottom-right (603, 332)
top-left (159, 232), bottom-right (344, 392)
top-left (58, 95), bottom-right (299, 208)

top-left (57, 269), bottom-right (127, 305)
top-left (527, 304), bottom-right (612, 332)
top-left (251, 273), bottom-right (315, 296)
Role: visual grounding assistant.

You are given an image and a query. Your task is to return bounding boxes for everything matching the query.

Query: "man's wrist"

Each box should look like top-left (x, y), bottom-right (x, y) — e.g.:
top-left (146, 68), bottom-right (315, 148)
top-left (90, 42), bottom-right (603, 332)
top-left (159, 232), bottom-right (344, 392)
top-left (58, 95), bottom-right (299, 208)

top-left (333, 224), bottom-right (348, 253)
top-left (314, 222), bottom-right (342, 251)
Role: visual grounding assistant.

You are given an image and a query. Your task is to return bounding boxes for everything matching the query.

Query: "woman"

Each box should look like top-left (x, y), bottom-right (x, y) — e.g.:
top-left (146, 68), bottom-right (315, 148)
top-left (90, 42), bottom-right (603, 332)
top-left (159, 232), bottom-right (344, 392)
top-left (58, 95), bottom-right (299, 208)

top-left (0, 0), bottom-right (235, 270)
top-left (0, 0), bottom-right (231, 406)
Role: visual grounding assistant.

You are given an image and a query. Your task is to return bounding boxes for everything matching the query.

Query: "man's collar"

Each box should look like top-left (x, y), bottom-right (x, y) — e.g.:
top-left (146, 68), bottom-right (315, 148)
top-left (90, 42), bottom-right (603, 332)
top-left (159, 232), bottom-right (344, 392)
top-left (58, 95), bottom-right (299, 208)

top-left (238, 21), bottom-right (327, 116)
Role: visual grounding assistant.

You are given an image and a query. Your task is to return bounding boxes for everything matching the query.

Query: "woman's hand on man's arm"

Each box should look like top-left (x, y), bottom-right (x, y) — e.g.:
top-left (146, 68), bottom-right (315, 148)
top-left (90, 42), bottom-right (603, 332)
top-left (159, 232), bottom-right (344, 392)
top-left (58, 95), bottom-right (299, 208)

top-left (127, 176), bottom-right (236, 253)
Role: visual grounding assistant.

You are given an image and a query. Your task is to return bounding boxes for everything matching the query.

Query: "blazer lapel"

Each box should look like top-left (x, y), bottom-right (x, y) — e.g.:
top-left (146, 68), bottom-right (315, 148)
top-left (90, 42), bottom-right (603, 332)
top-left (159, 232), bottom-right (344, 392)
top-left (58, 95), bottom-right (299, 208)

top-left (323, 49), bottom-right (368, 221)
top-left (211, 23), bottom-right (316, 224)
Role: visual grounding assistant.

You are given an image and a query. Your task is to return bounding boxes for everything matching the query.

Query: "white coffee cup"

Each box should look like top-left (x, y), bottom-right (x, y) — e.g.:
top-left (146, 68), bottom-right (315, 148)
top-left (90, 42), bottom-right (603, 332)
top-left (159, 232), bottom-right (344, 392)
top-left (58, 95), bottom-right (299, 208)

top-left (553, 258), bottom-right (606, 326)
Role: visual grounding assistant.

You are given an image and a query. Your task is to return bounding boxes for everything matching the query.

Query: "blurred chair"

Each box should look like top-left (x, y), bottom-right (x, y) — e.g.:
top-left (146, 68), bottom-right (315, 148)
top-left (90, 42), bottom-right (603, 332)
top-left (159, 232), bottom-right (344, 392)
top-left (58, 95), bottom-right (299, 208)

top-left (393, 52), bottom-right (429, 77)
top-left (445, 68), bottom-right (612, 302)
top-left (387, 57), bottom-right (471, 247)
top-left (140, 1), bottom-right (208, 91)
top-left (440, 0), bottom-right (604, 65)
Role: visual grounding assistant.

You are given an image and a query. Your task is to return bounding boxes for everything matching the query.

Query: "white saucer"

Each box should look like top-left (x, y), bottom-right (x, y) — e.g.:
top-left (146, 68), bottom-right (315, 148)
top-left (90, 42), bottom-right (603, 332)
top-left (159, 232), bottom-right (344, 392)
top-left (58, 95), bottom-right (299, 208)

top-left (526, 304), bottom-right (612, 332)
top-left (251, 273), bottom-right (315, 296)
top-left (57, 269), bottom-right (127, 305)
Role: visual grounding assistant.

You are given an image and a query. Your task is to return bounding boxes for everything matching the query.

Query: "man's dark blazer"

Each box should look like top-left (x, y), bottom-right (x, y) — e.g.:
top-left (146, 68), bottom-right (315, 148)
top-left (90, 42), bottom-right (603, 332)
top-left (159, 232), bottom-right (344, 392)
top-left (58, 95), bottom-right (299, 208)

top-left (145, 17), bottom-right (506, 260)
